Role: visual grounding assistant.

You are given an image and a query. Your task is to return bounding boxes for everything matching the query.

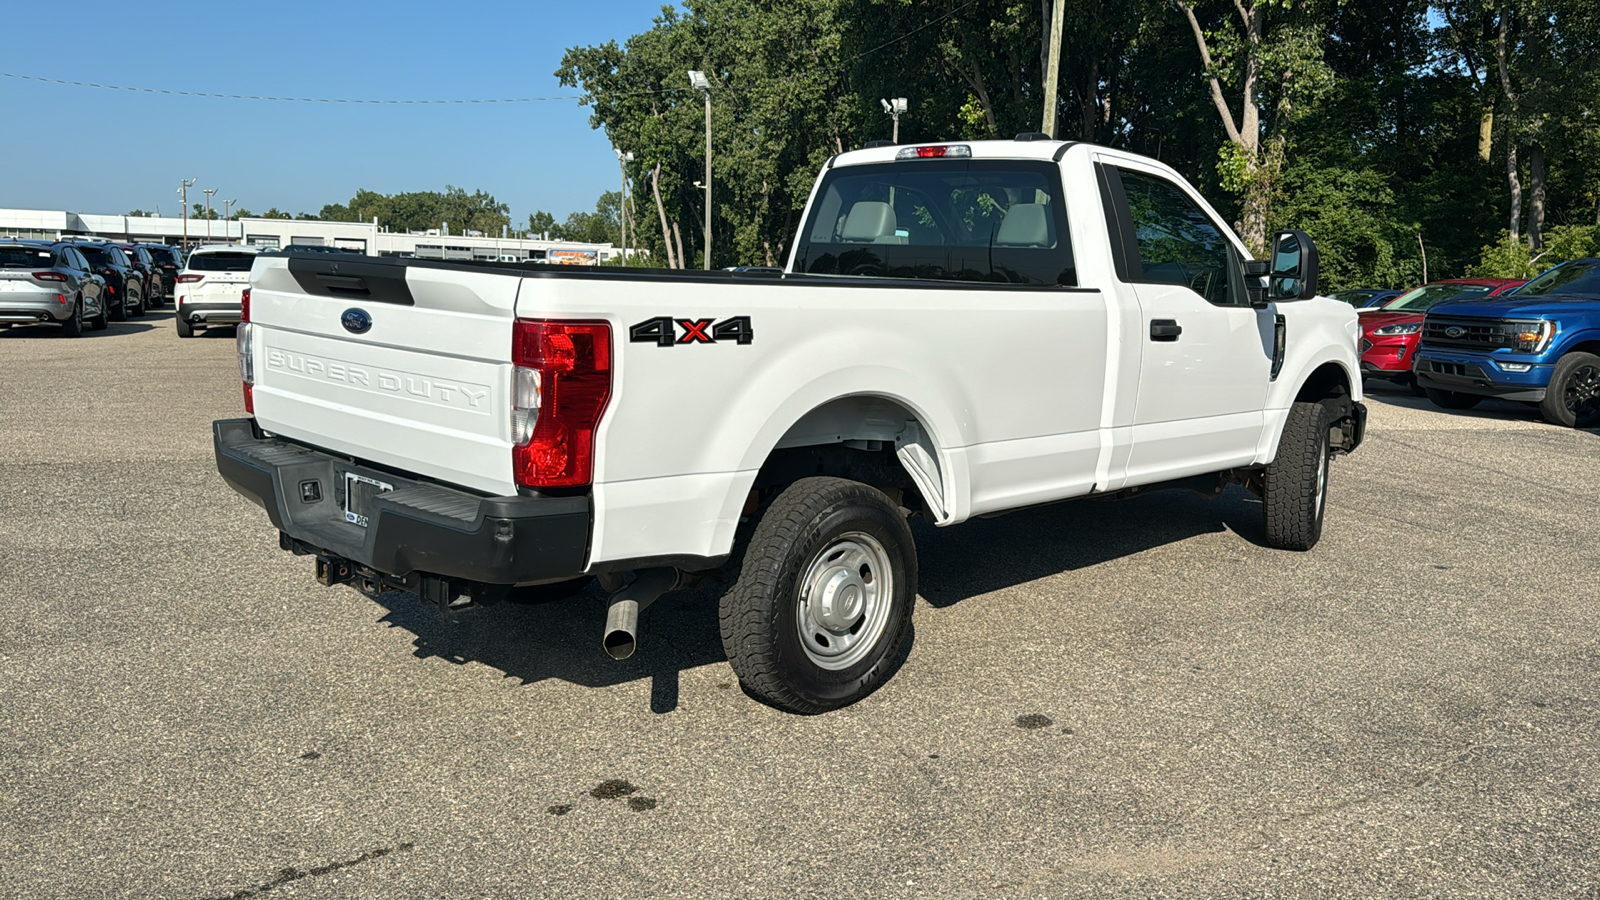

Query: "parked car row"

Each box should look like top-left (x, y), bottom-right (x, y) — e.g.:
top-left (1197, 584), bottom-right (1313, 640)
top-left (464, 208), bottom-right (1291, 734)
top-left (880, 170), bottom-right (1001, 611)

top-left (1347, 262), bottom-right (1600, 429)
top-left (0, 238), bottom-right (178, 335)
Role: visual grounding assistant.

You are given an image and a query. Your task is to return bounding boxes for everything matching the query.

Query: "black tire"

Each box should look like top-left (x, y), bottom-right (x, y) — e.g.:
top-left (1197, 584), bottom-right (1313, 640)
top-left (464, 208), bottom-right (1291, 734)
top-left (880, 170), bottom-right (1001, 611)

top-left (60, 296), bottom-right (84, 338)
top-left (1262, 401), bottom-right (1331, 551)
top-left (90, 295), bottom-right (109, 330)
top-left (1423, 386), bottom-right (1483, 410)
top-left (1538, 351), bottom-right (1600, 429)
top-left (1406, 373), bottom-right (1427, 397)
top-left (175, 316), bottom-right (194, 338)
top-left (505, 576), bottom-right (593, 605)
top-left (128, 285), bottom-right (145, 317)
top-left (720, 477), bottom-right (917, 713)
top-left (109, 287), bottom-right (127, 322)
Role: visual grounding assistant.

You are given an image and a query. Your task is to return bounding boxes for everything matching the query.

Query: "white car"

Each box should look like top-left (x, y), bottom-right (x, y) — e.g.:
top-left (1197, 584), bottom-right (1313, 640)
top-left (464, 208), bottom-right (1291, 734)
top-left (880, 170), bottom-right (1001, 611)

top-left (174, 244), bottom-right (262, 338)
top-left (216, 137), bottom-right (1365, 712)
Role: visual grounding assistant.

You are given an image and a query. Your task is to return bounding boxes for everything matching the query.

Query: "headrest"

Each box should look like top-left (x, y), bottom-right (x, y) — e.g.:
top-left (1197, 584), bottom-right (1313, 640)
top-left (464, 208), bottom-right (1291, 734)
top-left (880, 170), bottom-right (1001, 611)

top-left (840, 201), bottom-right (897, 242)
top-left (995, 203), bottom-right (1050, 247)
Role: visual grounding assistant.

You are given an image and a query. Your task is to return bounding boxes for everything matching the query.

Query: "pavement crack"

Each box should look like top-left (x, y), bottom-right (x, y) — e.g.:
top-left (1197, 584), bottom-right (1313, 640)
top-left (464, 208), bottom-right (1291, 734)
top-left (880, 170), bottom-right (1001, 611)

top-left (201, 841), bottom-right (415, 899)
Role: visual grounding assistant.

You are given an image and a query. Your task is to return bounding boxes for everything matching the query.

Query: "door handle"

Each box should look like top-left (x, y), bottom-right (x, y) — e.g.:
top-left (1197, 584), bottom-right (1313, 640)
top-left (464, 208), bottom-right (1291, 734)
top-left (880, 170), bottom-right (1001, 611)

top-left (1150, 319), bottom-right (1183, 341)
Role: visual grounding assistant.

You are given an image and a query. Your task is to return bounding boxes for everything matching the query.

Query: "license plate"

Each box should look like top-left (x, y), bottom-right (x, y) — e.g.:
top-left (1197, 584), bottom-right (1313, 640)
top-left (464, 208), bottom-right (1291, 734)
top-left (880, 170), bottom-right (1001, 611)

top-left (342, 472), bottom-right (393, 527)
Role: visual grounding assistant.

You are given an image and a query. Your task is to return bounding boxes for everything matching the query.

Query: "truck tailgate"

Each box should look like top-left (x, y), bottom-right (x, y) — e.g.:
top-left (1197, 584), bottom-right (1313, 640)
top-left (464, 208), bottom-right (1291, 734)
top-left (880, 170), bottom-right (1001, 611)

top-left (246, 256), bottom-right (518, 495)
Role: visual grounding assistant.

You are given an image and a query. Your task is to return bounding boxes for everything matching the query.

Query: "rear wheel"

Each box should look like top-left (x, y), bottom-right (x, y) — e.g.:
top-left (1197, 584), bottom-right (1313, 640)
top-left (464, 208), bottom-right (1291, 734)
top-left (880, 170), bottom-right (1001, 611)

top-left (1424, 386), bottom-right (1483, 410)
top-left (109, 288), bottom-right (127, 322)
top-left (175, 316), bottom-right (194, 338)
top-left (60, 296), bottom-right (84, 337)
top-left (1262, 401), bottom-right (1331, 551)
top-left (128, 285), bottom-right (145, 317)
top-left (1539, 351), bottom-right (1600, 429)
top-left (720, 477), bottom-right (917, 714)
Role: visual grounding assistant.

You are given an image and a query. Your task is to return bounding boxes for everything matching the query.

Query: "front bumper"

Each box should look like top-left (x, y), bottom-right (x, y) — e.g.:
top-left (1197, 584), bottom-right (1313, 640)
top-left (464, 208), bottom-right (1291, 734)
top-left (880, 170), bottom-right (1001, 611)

top-left (214, 418), bottom-right (592, 587)
top-left (1359, 334), bottom-right (1417, 375)
top-left (1412, 348), bottom-right (1550, 401)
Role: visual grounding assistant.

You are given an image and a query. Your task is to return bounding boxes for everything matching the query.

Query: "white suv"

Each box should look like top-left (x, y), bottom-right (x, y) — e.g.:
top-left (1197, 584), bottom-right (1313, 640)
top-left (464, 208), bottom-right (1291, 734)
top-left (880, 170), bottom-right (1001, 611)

top-left (174, 244), bottom-right (261, 338)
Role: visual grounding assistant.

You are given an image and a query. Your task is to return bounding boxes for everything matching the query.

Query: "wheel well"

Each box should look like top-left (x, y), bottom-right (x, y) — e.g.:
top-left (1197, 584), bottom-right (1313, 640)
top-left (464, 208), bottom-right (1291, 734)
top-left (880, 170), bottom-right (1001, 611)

top-left (753, 396), bottom-right (928, 512)
top-left (1294, 361), bottom-right (1352, 403)
top-left (1564, 340), bottom-right (1600, 359)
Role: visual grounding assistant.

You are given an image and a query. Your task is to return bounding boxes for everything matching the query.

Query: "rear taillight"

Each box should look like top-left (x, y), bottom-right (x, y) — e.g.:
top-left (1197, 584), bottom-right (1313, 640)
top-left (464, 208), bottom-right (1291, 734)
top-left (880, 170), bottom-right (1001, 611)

top-left (176, 273), bottom-right (204, 283)
top-left (238, 288), bottom-right (254, 413)
top-left (32, 272), bottom-right (66, 282)
top-left (511, 319), bottom-right (612, 488)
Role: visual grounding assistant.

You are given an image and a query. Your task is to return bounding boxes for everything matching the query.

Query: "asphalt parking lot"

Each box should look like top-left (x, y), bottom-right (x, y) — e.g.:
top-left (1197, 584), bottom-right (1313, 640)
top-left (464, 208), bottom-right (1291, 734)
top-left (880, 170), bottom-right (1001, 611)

top-left (2, 312), bottom-right (1598, 899)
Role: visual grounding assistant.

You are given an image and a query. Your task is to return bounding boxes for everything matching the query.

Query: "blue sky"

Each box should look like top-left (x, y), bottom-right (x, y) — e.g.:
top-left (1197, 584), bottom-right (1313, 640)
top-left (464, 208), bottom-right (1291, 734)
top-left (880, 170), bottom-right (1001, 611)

top-left (0, 0), bottom-right (675, 224)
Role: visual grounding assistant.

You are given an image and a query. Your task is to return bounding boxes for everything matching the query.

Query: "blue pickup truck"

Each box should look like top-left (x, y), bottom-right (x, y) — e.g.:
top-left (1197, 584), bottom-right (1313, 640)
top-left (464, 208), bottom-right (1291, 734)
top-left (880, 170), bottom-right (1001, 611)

top-left (1413, 258), bottom-right (1600, 428)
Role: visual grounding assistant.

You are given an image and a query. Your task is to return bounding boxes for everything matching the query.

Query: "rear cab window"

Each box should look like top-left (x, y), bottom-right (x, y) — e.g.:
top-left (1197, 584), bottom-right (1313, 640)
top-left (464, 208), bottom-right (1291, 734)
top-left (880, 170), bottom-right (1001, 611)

top-left (793, 159), bottom-right (1076, 286)
top-left (186, 252), bottom-right (257, 272)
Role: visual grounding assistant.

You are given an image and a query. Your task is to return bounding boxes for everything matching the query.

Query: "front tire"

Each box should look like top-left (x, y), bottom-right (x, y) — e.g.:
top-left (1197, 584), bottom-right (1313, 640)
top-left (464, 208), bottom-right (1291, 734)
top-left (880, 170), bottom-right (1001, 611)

top-left (1539, 351), bottom-right (1600, 429)
top-left (1424, 386), bottom-right (1483, 410)
top-left (1262, 401), bottom-right (1331, 551)
top-left (720, 477), bottom-right (917, 713)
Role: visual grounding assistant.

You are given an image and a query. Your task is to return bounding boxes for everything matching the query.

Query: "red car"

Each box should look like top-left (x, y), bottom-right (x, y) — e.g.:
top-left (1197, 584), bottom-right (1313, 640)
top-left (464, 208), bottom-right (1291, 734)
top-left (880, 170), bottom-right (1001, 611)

top-left (1359, 278), bottom-right (1526, 393)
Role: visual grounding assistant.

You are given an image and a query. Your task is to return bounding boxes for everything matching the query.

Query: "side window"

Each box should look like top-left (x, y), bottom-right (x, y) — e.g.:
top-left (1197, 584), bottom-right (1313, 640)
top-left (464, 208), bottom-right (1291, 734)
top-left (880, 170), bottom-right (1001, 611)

top-left (66, 248), bottom-right (87, 270)
top-left (1115, 168), bottom-right (1240, 306)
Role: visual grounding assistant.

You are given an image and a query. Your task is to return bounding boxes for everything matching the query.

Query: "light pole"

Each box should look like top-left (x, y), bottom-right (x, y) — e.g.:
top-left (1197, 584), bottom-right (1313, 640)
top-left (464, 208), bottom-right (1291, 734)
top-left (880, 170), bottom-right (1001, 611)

top-left (880, 97), bottom-right (907, 143)
top-left (203, 188), bottom-right (217, 241)
top-left (178, 178), bottom-right (196, 251)
top-left (224, 199), bottom-right (237, 244)
top-left (615, 148), bottom-right (634, 265)
top-left (688, 69), bottom-right (712, 270)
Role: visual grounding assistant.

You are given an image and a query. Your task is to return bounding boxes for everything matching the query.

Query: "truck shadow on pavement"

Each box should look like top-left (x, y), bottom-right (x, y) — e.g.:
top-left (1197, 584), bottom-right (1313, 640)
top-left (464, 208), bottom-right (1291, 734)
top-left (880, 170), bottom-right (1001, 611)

top-left (365, 486), bottom-right (1270, 714)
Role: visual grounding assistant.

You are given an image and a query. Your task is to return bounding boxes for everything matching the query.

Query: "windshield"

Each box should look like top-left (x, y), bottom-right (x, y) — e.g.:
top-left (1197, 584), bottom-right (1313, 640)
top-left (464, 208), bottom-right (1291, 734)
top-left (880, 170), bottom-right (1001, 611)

top-left (78, 247), bottom-right (112, 267)
top-left (1516, 260), bottom-right (1600, 297)
top-left (1330, 290), bottom-right (1377, 306)
top-left (794, 159), bottom-right (1076, 286)
top-left (187, 252), bottom-right (256, 272)
top-left (1385, 283), bottom-right (1493, 312)
top-left (0, 246), bottom-right (54, 268)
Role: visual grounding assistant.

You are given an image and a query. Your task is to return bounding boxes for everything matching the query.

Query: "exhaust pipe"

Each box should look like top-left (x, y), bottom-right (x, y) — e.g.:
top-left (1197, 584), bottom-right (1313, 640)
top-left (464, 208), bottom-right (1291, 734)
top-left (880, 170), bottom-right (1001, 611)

top-left (602, 567), bottom-right (682, 660)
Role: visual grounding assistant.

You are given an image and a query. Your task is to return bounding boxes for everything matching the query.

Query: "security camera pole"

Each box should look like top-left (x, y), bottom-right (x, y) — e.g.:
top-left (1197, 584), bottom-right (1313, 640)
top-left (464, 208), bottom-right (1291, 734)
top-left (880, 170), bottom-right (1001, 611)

top-left (203, 188), bottom-right (217, 241)
top-left (688, 69), bottom-right (712, 269)
top-left (178, 178), bottom-right (196, 251)
top-left (880, 97), bottom-right (907, 143)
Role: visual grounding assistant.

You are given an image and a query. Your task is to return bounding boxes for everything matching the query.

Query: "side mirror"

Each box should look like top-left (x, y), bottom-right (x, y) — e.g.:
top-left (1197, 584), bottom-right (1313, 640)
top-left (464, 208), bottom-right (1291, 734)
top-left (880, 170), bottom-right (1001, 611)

top-left (1268, 229), bottom-right (1319, 301)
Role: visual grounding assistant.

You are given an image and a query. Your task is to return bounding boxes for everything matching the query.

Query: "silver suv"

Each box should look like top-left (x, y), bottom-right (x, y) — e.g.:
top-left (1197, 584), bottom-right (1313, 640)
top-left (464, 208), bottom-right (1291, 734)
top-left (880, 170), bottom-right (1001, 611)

top-left (0, 241), bottom-right (109, 336)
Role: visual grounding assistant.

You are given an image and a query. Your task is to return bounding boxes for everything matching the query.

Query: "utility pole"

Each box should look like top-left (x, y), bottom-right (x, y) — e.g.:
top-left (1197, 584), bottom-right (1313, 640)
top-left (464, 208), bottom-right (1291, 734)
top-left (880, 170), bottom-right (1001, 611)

top-left (203, 188), bottom-right (217, 241)
top-left (881, 98), bottom-right (907, 143)
top-left (1040, 0), bottom-right (1066, 138)
top-left (178, 178), bottom-right (196, 251)
top-left (616, 148), bottom-right (634, 265)
top-left (688, 69), bottom-right (712, 269)
top-left (224, 199), bottom-right (237, 244)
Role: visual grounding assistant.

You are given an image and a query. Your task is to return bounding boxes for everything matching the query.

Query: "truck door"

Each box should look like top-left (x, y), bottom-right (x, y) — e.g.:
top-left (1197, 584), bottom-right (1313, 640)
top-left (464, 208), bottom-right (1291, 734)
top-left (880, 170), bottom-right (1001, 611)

top-left (1100, 162), bottom-right (1273, 484)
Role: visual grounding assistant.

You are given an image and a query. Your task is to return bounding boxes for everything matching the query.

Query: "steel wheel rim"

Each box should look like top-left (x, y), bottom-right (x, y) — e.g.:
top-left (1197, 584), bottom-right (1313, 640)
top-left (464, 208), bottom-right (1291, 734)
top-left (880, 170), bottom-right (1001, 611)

top-left (795, 531), bottom-right (893, 671)
top-left (1564, 365), bottom-right (1600, 420)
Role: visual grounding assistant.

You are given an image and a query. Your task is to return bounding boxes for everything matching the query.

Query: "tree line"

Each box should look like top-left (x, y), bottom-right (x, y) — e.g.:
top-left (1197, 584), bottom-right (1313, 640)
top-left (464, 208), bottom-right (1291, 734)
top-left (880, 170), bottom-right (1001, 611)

top-left (554, 0), bottom-right (1600, 286)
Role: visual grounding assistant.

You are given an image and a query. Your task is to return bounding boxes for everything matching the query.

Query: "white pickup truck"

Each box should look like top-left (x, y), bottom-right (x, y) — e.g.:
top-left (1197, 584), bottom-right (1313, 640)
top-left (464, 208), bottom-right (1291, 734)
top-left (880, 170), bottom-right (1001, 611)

top-left (216, 137), bottom-right (1365, 713)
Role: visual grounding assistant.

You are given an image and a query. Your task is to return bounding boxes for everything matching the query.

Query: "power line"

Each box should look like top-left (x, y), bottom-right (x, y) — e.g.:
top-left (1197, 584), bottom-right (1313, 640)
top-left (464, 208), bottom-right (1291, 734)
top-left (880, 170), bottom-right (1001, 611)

top-left (2, 2), bottom-right (987, 107)
top-left (0, 71), bottom-right (678, 104)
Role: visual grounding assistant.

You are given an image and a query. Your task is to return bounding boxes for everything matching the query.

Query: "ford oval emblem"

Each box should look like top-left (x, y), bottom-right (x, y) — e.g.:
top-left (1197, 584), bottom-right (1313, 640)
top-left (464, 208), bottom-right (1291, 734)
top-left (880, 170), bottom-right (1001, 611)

top-left (1444, 325), bottom-right (1465, 338)
top-left (341, 308), bottom-right (372, 335)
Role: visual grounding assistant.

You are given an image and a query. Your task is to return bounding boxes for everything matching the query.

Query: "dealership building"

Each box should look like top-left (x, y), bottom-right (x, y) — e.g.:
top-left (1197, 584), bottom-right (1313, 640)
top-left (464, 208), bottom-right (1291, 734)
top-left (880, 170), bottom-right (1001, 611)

top-left (0, 207), bottom-right (624, 263)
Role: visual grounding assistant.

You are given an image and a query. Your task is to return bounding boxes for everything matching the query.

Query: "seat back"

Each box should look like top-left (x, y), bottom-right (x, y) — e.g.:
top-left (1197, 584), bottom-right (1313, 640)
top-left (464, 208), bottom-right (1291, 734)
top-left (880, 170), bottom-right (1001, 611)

top-left (840, 201), bottom-right (897, 242)
top-left (994, 203), bottom-right (1051, 247)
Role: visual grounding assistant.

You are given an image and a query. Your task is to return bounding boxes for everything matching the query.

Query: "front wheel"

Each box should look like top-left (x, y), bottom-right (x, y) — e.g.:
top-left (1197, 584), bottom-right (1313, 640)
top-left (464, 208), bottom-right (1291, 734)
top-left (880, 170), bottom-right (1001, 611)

top-left (1424, 386), bottom-right (1483, 410)
top-left (1539, 351), bottom-right (1600, 429)
top-left (128, 286), bottom-right (145, 317)
top-left (1262, 401), bottom-right (1331, 551)
top-left (720, 477), bottom-right (917, 713)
